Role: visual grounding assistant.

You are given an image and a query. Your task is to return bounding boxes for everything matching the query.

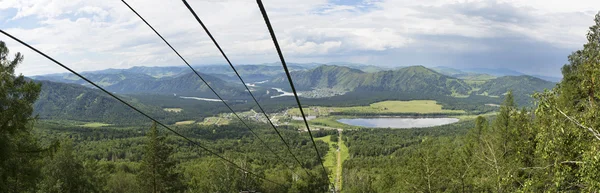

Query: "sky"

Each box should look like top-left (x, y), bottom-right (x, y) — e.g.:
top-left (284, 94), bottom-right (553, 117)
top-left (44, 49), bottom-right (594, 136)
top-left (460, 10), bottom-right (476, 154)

top-left (0, 0), bottom-right (599, 77)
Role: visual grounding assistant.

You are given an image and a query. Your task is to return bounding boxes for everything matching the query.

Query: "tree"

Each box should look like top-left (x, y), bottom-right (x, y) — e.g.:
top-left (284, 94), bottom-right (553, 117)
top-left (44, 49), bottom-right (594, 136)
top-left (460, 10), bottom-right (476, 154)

top-left (38, 140), bottom-right (104, 193)
top-left (0, 40), bottom-right (42, 193)
top-left (526, 12), bottom-right (600, 191)
top-left (138, 122), bottom-right (185, 193)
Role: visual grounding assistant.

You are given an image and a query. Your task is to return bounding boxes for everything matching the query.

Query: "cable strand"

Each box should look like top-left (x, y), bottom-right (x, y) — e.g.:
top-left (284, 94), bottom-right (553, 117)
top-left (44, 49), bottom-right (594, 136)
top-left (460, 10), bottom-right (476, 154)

top-left (121, 0), bottom-right (292, 175)
top-left (181, 0), bottom-right (313, 177)
top-left (0, 29), bottom-right (286, 188)
top-left (255, 0), bottom-right (330, 184)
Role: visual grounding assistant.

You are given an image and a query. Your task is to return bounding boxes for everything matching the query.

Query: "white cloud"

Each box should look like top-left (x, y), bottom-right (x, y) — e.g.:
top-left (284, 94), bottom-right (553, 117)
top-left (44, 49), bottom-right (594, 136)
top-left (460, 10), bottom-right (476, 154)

top-left (0, 0), bottom-right (597, 76)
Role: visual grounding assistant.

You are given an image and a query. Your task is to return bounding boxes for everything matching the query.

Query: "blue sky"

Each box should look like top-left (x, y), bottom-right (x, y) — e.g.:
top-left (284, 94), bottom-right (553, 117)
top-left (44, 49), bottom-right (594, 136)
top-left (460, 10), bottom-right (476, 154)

top-left (1, 0), bottom-right (599, 77)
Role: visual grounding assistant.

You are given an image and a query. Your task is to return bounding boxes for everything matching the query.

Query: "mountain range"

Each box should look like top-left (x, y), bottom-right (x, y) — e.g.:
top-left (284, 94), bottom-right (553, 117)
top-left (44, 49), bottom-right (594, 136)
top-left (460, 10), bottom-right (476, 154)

top-left (269, 65), bottom-right (472, 96)
top-left (30, 63), bottom-right (557, 120)
top-left (33, 80), bottom-right (168, 124)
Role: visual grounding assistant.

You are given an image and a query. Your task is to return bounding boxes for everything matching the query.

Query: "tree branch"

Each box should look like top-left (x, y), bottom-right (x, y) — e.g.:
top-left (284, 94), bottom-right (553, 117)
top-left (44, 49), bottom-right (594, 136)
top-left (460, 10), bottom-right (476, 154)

top-left (556, 108), bottom-right (600, 141)
top-left (520, 161), bottom-right (585, 170)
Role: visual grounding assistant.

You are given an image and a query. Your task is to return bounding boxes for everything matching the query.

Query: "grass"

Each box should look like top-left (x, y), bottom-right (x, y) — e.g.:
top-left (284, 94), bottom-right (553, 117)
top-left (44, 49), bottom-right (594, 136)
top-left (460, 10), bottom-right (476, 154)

top-left (287, 100), bottom-right (465, 116)
top-left (163, 108), bottom-right (183, 113)
top-left (175, 120), bottom-right (195, 125)
top-left (315, 132), bottom-right (350, 190)
top-left (315, 135), bottom-right (337, 185)
top-left (81, 122), bottom-right (111, 127)
top-left (338, 132), bottom-right (349, 189)
top-left (198, 117), bottom-right (230, 126)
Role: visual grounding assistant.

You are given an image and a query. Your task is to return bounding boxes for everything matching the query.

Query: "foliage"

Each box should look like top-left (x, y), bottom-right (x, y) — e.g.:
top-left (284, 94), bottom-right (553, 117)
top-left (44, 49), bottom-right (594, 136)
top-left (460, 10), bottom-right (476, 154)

top-left (138, 122), bottom-right (186, 193)
top-left (0, 40), bottom-right (43, 193)
top-left (270, 65), bottom-right (473, 95)
top-left (38, 140), bottom-right (106, 193)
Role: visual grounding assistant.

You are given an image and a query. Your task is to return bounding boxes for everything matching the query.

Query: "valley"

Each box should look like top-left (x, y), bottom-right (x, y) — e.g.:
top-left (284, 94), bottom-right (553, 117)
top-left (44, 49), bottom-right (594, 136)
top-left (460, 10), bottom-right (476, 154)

top-left (12, 62), bottom-right (565, 192)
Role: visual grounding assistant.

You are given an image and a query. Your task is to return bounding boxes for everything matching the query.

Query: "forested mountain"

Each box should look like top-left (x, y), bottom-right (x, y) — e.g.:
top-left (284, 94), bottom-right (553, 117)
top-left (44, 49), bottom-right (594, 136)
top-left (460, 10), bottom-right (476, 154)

top-left (33, 71), bottom-right (157, 87)
top-left (271, 65), bottom-right (472, 95)
top-left (34, 71), bottom-right (249, 97)
top-left (103, 72), bottom-right (247, 97)
top-left (270, 65), bottom-right (365, 90)
top-left (34, 80), bottom-right (170, 124)
top-left (477, 75), bottom-right (556, 96)
top-left (432, 66), bottom-right (496, 81)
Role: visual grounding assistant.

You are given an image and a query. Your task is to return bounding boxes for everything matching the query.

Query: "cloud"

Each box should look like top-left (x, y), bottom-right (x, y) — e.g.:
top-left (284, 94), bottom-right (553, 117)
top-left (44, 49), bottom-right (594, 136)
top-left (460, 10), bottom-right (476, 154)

top-left (0, 0), bottom-right (597, 77)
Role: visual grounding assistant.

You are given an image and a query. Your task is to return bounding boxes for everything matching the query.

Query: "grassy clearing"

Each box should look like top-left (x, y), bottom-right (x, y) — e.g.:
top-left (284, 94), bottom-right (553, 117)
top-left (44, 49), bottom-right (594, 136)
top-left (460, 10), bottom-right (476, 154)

top-left (338, 132), bottom-right (349, 189)
top-left (315, 132), bottom-right (350, 190)
top-left (287, 100), bottom-right (465, 116)
top-left (175, 120), bottom-right (195, 125)
top-left (81, 122), bottom-right (111, 127)
top-left (198, 117), bottom-right (230, 126)
top-left (163, 108), bottom-right (183, 113)
top-left (315, 135), bottom-right (337, 185)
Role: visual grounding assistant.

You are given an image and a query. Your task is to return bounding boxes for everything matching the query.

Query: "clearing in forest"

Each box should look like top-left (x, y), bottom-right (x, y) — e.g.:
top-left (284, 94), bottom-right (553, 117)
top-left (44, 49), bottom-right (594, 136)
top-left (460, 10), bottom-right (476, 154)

top-left (315, 131), bottom-right (349, 190)
top-left (163, 108), bottom-right (183, 113)
top-left (175, 120), bottom-right (195, 125)
top-left (81, 122), bottom-right (111, 127)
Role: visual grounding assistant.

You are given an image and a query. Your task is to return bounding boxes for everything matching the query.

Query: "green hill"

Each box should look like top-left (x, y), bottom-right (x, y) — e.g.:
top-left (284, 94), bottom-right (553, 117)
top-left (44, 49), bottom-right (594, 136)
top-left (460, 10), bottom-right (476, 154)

top-left (104, 72), bottom-right (246, 97)
top-left (34, 71), bottom-right (248, 98)
top-left (270, 65), bottom-right (472, 96)
top-left (34, 80), bottom-right (169, 124)
top-left (476, 75), bottom-right (556, 105)
top-left (477, 75), bottom-right (556, 96)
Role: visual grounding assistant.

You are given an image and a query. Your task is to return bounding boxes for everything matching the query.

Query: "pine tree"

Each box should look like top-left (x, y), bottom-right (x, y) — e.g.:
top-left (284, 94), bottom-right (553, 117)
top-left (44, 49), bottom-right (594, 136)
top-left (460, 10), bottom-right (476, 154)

top-left (38, 140), bottom-right (103, 193)
top-left (138, 122), bottom-right (185, 193)
top-left (0, 40), bottom-right (42, 193)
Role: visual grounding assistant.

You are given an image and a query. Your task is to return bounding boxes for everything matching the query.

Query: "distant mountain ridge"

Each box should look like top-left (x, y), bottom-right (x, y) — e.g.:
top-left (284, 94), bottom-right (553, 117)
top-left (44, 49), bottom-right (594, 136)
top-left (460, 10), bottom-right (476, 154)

top-left (33, 71), bottom-right (247, 97)
top-left (270, 65), bottom-right (472, 96)
top-left (32, 63), bottom-right (558, 104)
top-left (476, 75), bottom-right (556, 96)
top-left (432, 66), bottom-right (561, 82)
top-left (34, 80), bottom-right (168, 124)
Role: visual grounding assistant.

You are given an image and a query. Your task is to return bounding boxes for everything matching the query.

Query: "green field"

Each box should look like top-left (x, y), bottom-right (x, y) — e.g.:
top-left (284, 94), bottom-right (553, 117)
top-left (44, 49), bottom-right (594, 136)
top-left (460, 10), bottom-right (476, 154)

top-left (175, 120), bottom-right (195, 125)
top-left (198, 116), bottom-right (230, 126)
top-left (288, 100), bottom-right (465, 116)
top-left (339, 133), bottom-right (349, 190)
top-left (315, 135), bottom-right (337, 185)
top-left (315, 132), bottom-right (349, 190)
top-left (81, 122), bottom-right (111, 127)
top-left (163, 108), bottom-right (183, 113)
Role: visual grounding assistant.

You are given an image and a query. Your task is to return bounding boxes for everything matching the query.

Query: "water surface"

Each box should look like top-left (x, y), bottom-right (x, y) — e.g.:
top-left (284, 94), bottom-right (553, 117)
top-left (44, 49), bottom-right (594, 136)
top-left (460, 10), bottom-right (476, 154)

top-left (337, 117), bottom-right (459, 128)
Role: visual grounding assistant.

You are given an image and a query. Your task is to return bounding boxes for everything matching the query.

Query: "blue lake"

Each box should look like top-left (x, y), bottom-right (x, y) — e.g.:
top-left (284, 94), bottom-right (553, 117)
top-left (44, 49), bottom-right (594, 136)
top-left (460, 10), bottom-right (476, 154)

top-left (337, 117), bottom-right (459, 128)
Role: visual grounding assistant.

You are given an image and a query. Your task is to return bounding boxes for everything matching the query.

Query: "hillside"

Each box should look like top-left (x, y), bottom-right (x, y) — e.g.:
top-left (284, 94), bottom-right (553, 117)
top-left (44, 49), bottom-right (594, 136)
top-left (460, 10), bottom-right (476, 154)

top-left (34, 71), bottom-right (248, 97)
top-left (104, 72), bottom-right (247, 97)
top-left (270, 65), bottom-right (472, 96)
top-left (34, 80), bottom-right (169, 124)
top-left (476, 75), bottom-right (556, 105)
top-left (477, 75), bottom-right (556, 96)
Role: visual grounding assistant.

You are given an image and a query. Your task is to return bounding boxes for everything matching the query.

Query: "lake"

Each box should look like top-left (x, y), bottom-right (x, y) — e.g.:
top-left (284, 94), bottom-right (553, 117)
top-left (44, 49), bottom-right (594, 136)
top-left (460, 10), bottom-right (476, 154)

top-left (337, 117), bottom-right (459, 128)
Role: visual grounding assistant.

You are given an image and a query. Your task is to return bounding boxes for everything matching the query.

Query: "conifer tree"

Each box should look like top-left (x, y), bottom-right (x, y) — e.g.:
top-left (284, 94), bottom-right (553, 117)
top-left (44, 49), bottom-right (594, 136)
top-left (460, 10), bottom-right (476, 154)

top-left (0, 41), bottom-right (42, 193)
top-left (138, 122), bottom-right (185, 193)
